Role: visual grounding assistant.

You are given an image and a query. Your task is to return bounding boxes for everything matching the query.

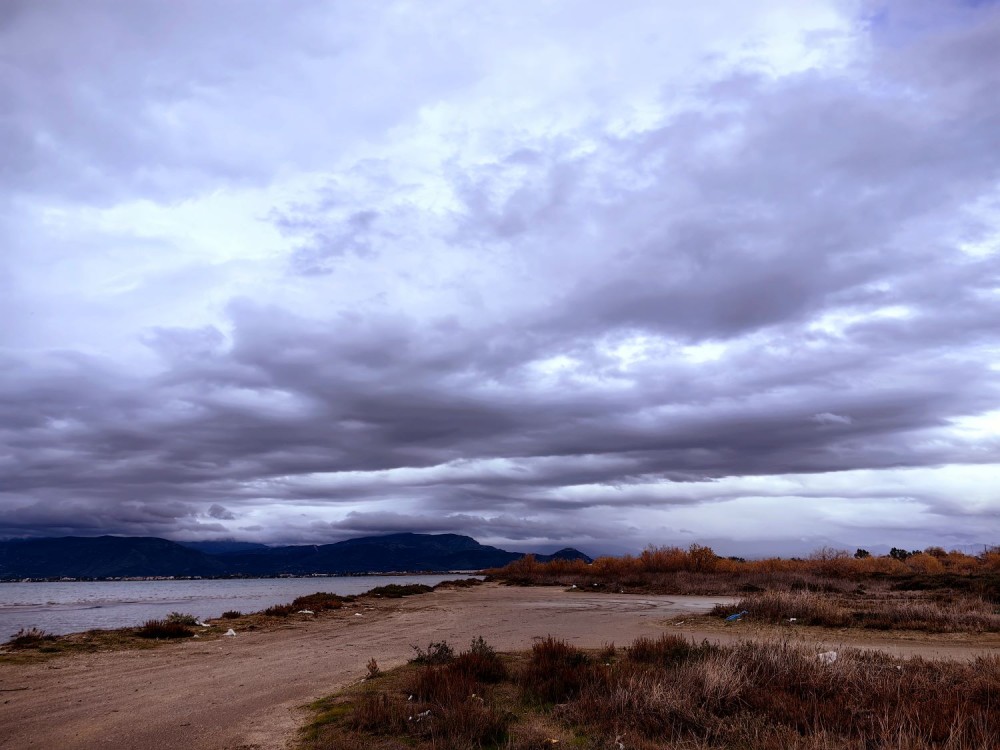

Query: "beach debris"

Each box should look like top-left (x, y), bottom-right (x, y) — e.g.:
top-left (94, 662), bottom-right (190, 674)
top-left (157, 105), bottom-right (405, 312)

top-left (818, 650), bottom-right (838, 664)
top-left (193, 634), bottom-right (200, 638)
top-left (543, 740), bottom-right (560, 746)
top-left (674, 621), bottom-right (685, 626)
top-left (195, 620), bottom-right (211, 627)
top-left (407, 694), bottom-right (414, 701)
top-left (354, 613), bottom-right (363, 617)
top-left (297, 609), bottom-right (314, 615)
top-left (570, 584), bottom-right (577, 589)
top-left (725, 610), bottom-right (749, 622)
top-left (408, 709), bottom-right (432, 722)
top-left (788, 618), bottom-right (798, 623)
top-left (224, 628), bottom-right (236, 637)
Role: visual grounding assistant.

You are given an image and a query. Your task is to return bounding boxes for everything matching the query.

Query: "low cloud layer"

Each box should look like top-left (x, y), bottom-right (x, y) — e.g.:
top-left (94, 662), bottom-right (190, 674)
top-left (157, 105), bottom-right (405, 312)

top-left (2, 1), bottom-right (999, 555)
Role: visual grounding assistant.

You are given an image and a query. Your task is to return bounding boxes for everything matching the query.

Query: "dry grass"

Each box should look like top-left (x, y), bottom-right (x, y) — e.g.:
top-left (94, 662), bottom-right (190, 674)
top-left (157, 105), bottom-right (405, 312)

top-left (712, 590), bottom-right (1000, 632)
top-left (302, 636), bottom-right (1000, 750)
top-left (488, 546), bottom-right (1000, 604)
top-left (135, 619), bottom-right (195, 639)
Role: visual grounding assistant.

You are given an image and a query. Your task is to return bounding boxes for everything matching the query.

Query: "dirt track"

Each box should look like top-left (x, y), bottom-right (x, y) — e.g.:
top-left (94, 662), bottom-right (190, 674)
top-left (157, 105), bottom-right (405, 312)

top-left (2, 584), bottom-right (998, 750)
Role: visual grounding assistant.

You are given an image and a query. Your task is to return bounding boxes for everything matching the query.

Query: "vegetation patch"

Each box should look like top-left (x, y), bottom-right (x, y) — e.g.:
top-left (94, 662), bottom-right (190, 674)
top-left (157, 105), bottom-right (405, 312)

top-left (367, 583), bottom-right (434, 598)
top-left (135, 619), bottom-right (195, 639)
top-left (711, 590), bottom-right (1000, 633)
top-left (301, 635), bottom-right (1000, 750)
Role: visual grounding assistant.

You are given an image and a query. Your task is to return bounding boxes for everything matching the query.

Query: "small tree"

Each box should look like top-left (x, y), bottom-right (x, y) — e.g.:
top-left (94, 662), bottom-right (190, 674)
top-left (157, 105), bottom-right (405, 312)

top-left (854, 548), bottom-right (870, 559)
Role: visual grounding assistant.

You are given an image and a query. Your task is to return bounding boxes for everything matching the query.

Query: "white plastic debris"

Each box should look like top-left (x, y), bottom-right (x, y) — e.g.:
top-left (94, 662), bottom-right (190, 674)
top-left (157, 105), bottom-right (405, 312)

top-left (354, 613), bottom-right (363, 617)
top-left (818, 650), bottom-right (838, 664)
top-left (224, 628), bottom-right (237, 637)
top-left (407, 694), bottom-right (414, 702)
top-left (570, 584), bottom-right (577, 589)
top-left (297, 609), bottom-right (314, 615)
top-left (788, 618), bottom-right (798, 623)
top-left (195, 620), bottom-right (211, 627)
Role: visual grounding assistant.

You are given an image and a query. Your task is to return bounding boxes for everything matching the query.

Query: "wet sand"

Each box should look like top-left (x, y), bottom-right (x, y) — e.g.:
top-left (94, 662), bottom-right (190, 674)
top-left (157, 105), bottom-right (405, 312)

top-left (1, 584), bottom-right (997, 750)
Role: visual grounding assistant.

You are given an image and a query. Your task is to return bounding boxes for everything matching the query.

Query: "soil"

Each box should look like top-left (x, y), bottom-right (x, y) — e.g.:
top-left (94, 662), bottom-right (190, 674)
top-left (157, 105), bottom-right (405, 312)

top-left (1, 583), bottom-right (997, 750)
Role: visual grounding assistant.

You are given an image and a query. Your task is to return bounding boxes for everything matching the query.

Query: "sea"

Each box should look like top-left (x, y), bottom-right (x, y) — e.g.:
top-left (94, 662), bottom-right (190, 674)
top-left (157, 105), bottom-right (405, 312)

top-left (0, 574), bottom-right (477, 639)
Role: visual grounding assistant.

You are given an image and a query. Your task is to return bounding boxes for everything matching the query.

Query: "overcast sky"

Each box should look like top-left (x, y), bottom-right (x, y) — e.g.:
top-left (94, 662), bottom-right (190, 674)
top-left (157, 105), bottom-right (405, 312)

top-left (2, 1), bottom-right (999, 556)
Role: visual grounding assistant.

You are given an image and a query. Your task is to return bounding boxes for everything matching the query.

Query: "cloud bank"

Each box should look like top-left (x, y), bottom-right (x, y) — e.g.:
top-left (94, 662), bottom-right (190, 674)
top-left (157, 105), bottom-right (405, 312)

top-left (2, 1), bottom-right (999, 555)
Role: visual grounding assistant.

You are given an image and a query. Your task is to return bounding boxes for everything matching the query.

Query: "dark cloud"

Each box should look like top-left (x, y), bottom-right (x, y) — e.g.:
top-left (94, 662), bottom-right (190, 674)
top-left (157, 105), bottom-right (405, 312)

top-left (2, 2), bottom-right (999, 554)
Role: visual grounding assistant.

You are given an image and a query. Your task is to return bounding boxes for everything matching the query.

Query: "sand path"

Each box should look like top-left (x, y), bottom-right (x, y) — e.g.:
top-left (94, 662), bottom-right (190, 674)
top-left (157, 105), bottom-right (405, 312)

top-left (2, 584), bottom-right (998, 750)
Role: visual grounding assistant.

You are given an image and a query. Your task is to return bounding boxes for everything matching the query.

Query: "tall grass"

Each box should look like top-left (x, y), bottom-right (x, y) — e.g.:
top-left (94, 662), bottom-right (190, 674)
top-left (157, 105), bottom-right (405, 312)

top-left (489, 545), bottom-right (1000, 602)
top-left (306, 635), bottom-right (1000, 749)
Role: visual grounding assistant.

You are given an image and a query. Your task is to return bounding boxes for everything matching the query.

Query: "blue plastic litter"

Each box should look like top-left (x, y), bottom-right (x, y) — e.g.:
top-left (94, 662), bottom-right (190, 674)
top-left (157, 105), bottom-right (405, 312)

top-left (725, 610), bottom-right (749, 622)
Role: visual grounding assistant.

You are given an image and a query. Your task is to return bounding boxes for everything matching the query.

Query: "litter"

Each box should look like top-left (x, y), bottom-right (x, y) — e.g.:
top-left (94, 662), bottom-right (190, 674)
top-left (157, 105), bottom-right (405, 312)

top-left (297, 609), bottom-right (314, 615)
top-left (788, 618), bottom-right (798, 623)
top-left (195, 620), bottom-right (211, 627)
top-left (725, 610), bottom-right (749, 622)
top-left (354, 613), bottom-right (363, 617)
top-left (818, 650), bottom-right (838, 664)
top-left (224, 628), bottom-right (236, 637)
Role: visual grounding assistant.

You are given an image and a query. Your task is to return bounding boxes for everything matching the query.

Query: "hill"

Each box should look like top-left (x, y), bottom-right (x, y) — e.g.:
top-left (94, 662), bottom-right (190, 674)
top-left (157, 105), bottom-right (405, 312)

top-left (0, 533), bottom-right (591, 579)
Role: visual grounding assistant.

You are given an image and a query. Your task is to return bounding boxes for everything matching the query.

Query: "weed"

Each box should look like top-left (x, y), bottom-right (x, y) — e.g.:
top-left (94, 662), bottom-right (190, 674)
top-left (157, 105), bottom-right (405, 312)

top-left (135, 619), bottom-right (194, 639)
top-left (367, 583), bottom-right (434, 598)
top-left (220, 610), bottom-right (242, 619)
top-left (410, 640), bottom-right (455, 665)
top-left (5, 627), bottom-right (56, 649)
top-left (165, 612), bottom-right (198, 626)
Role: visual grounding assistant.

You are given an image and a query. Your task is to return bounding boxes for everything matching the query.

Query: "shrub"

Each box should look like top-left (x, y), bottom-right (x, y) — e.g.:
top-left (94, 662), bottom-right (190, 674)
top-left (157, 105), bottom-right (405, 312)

top-left (519, 636), bottom-right (593, 704)
top-left (263, 603), bottom-right (296, 617)
top-left (411, 640), bottom-right (455, 665)
top-left (6, 627), bottom-right (56, 649)
top-left (433, 578), bottom-right (484, 589)
top-left (291, 592), bottom-right (345, 611)
top-left (165, 612), bottom-right (198, 626)
top-left (625, 633), bottom-right (707, 667)
top-left (367, 583), bottom-right (434, 598)
top-left (220, 610), bottom-right (242, 619)
top-left (136, 619), bottom-right (194, 639)
top-left (451, 637), bottom-right (507, 683)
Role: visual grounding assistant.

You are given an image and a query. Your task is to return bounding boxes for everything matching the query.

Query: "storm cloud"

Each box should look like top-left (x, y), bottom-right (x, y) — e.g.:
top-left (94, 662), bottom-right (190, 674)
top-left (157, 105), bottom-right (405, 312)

top-left (2, 1), bottom-right (999, 555)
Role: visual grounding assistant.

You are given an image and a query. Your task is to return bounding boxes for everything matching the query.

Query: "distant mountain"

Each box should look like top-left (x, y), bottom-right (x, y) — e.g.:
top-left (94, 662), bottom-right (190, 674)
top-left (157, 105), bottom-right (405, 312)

top-left (177, 540), bottom-right (270, 555)
top-left (0, 536), bottom-right (225, 579)
top-left (0, 533), bottom-right (591, 579)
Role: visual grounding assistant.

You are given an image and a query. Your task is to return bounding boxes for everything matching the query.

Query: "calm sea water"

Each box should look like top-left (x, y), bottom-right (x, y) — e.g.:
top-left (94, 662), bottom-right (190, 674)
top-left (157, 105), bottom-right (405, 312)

top-left (0, 574), bottom-right (476, 639)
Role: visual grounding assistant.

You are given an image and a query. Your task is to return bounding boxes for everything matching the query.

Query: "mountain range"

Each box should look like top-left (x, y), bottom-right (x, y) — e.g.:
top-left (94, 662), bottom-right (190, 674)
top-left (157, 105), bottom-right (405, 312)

top-left (0, 533), bottom-right (591, 579)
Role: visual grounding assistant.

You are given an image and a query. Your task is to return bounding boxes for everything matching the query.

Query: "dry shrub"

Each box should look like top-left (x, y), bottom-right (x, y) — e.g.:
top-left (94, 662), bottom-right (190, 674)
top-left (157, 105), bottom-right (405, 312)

top-left (367, 583), bottom-right (433, 598)
top-left (451, 649), bottom-right (508, 683)
top-left (519, 636), bottom-right (594, 704)
top-left (721, 590), bottom-right (1000, 632)
top-left (291, 592), bottom-right (345, 612)
top-left (408, 664), bottom-right (480, 706)
top-left (556, 638), bottom-right (1000, 748)
top-left (433, 578), bottom-right (484, 589)
top-left (262, 603), bottom-right (296, 617)
top-left (625, 633), bottom-right (709, 667)
top-left (6, 627), bottom-right (56, 649)
top-left (135, 619), bottom-right (194, 639)
top-left (347, 691), bottom-right (408, 734)
top-left (220, 610), bottom-right (242, 619)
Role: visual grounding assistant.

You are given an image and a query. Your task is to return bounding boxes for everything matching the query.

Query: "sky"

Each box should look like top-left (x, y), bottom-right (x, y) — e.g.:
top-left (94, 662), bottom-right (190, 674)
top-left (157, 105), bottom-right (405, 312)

top-left (1, 0), bottom-right (999, 557)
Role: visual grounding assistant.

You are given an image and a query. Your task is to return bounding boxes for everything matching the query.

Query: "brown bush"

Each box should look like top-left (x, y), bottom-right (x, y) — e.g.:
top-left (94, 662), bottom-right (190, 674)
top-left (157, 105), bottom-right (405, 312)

top-left (519, 636), bottom-right (595, 705)
top-left (135, 619), bottom-right (194, 639)
top-left (290, 592), bottom-right (345, 612)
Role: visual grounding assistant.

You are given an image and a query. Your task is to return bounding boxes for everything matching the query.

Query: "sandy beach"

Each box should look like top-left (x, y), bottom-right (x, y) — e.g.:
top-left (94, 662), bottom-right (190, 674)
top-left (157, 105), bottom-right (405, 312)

top-left (2, 584), bottom-right (998, 750)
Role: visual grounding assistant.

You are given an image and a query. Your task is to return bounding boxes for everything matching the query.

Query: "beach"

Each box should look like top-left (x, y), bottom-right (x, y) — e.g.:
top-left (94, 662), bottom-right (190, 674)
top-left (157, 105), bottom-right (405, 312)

top-left (2, 583), bottom-right (998, 750)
